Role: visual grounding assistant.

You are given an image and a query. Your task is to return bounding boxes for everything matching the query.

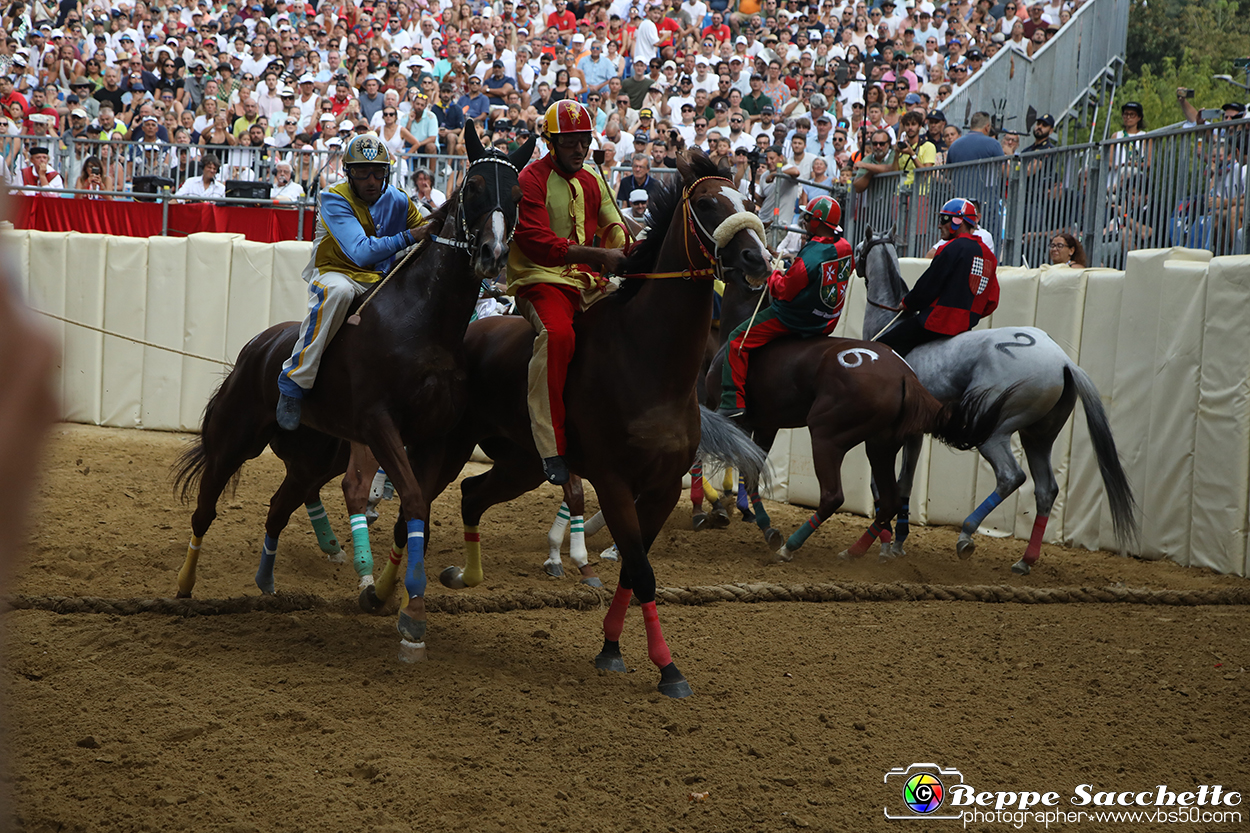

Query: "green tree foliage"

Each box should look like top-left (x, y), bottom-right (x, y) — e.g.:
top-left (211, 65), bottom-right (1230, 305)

top-left (1120, 0), bottom-right (1250, 132)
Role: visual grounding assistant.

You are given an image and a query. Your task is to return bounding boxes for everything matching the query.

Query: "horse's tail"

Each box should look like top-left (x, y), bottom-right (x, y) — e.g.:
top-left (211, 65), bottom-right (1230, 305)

top-left (697, 406), bottom-right (772, 494)
top-left (171, 384), bottom-right (220, 503)
top-left (922, 380), bottom-right (1017, 451)
top-left (1066, 363), bottom-right (1139, 552)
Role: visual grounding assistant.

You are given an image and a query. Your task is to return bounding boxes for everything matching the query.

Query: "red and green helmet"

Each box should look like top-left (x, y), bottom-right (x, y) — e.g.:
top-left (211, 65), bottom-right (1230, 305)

top-left (799, 195), bottom-right (842, 231)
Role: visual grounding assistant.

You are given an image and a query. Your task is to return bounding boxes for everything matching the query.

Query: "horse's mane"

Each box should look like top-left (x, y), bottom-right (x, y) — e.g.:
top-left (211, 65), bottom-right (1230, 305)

top-left (614, 153), bottom-right (726, 302)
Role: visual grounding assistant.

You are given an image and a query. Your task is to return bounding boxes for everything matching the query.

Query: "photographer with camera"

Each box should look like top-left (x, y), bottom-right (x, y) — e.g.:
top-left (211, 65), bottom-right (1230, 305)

top-left (895, 111), bottom-right (937, 187)
top-left (853, 129), bottom-right (896, 194)
top-left (1177, 88), bottom-right (1247, 127)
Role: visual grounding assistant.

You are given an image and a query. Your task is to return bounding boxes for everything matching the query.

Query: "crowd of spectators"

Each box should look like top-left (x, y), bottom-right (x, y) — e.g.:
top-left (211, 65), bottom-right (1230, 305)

top-left (0, 0), bottom-right (1089, 209)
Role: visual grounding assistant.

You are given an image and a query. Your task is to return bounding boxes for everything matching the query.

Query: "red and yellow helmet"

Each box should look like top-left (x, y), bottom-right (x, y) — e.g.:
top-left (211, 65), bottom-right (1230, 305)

top-left (799, 194), bottom-right (841, 231)
top-left (541, 100), bottom-right (593, 139)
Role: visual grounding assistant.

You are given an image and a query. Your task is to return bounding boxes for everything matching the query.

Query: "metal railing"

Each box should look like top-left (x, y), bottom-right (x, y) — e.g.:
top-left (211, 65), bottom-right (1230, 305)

top-left (1, 135), bottom-right (474, 204)
top-left (942, 0), bottom-right (1130, 131)
top-left (831, 118), bottom-right (1250, 268)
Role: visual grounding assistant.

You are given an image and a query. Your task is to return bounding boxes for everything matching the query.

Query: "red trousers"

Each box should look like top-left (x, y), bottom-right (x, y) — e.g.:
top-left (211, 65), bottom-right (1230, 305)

top-left (515, 283), bottom-right (581, 458)
top-left (721, 310), bottom-right (793, 411)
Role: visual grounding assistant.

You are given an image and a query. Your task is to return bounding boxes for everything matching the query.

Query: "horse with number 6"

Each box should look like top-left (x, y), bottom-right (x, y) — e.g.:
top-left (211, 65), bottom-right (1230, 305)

top-left (856, 225), bottom-right (1139, 573)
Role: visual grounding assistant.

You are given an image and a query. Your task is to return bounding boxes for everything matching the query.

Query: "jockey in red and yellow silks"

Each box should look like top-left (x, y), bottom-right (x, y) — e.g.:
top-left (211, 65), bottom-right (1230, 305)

top-left (718, 195), bottom-right (854, 419)
top-left (509, 100), bottom-right (628, 485)
top-left (876, 197), bottom-right (999, 357)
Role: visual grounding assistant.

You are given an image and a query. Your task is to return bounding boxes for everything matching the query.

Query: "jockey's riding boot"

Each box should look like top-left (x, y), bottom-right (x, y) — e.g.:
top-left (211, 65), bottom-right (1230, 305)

top-left (542, 455), bottom-right (570, 486)
top-left (276, 393), bottom-right (302, 431)
top-left (716, 404), bottom-right (746, 421)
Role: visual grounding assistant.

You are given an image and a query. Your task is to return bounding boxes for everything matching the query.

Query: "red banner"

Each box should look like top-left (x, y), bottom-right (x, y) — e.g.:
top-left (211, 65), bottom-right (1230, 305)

top-left (11, 195), bottom-right (315, 243)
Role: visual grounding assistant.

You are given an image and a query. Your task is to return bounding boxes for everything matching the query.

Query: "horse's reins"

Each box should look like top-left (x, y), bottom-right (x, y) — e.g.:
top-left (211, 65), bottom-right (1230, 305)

top-left (347, 153), bottom-right (519, 326)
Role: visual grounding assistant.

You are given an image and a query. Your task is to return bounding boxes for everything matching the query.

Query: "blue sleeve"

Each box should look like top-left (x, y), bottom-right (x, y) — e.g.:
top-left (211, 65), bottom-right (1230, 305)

top-left (320, 192), bottom-right (414, 269)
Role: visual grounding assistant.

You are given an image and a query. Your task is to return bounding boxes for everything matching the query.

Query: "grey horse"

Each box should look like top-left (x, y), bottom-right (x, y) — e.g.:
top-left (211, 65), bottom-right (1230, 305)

top-left (856, 226), bottom-right (1138, 574)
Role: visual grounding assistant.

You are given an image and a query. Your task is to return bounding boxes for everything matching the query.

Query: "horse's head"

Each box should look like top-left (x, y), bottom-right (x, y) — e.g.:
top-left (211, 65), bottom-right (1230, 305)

top-left (457, 123), bottom-right (536, 279)
top-left (676, 152), bottom-right (771, 286)
top-left (855, 223), bottom-right (902, 284)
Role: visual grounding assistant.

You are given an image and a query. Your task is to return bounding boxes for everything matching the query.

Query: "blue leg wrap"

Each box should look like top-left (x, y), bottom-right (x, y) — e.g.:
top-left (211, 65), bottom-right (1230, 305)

top-left (255, 534), bottom-right (278, 594)
top-left (404, 519), bottom-right (427, 598)
top-left (350, 513), bottom-right (372, 578)
top-left (737, 480), bottom-right (751, 513)
top-left (785, 513), bottom-right (822, 551)
top-left (964, 493), bottom-right (1004, 534)
top-left (896, 502), bottom-right (910, 544)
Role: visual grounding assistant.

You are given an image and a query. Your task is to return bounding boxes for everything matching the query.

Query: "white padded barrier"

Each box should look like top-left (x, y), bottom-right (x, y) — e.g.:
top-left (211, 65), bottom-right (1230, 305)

top-left (1194, 256), bottom-right (1250, 576)
top-left (10, 229), bottom-right (1250, 576)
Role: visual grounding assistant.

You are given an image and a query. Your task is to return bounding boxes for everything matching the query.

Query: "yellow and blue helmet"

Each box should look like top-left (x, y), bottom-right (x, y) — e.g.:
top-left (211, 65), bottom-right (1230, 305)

top-left (342, 132), bottom-right (394, 168)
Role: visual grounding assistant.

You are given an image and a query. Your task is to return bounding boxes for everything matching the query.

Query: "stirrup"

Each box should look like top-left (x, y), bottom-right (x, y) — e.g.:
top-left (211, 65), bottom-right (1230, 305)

top-left (276, 392), bottom-right (302, 431)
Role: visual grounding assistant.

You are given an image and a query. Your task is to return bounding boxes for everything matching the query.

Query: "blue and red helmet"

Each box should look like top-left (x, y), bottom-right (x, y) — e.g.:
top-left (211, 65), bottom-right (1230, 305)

top-left (939, 197), bottom-right (978, 228)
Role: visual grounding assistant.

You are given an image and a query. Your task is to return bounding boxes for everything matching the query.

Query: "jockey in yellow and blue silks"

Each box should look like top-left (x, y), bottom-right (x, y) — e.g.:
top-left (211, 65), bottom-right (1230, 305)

top-left (276, 132), bottom-right (427, 430)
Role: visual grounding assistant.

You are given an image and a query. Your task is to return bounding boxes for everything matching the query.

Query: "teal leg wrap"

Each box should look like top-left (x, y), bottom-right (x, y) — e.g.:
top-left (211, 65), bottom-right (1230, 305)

top-left (785, 513), bottom-right (822, 551)
top-left (349, 513), bottom-right (372, 578)
top-left (750, 491), bottom-right (772, 530)
top-left (305, 500), bottom-right (341, 555)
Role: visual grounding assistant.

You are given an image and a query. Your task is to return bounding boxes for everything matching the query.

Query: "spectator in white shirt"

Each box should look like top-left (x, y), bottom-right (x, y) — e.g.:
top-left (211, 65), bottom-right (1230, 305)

top-left (271, 159), bottom-right (305, 202)
top-left (174, 153), bottom-right (226, 201)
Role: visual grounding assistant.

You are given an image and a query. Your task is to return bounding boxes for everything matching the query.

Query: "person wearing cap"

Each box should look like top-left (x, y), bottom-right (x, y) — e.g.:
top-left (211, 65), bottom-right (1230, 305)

top-left (509, 101), bottom-right (628, 485)
top-left (877, 197), bottom-right (998, 358)
top-left (19, 145), bottom-right (65, 197)
top-left (482, 59), bottom-right (517, 108)
top-left (624, 187), bottom-right (650, 222)
top-left (1024, 112), bottom-right (1058, 153)
top-left (717, 194), bottom-right (854, 421)
top-left (276, 132), bottom-right (429, 430)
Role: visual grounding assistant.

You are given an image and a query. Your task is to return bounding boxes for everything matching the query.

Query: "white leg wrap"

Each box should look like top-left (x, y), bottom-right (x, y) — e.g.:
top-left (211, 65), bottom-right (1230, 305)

top-left (568, 515), bottom-right (588, 568)
top-left (546, 502), bottom-right (570, 564)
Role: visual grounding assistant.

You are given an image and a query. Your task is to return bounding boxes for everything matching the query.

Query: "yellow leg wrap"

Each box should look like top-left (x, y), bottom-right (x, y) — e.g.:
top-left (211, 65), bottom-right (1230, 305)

top-left (722, 467), bottom-right (735, 492)
top-left (177, 536), bottom-right (202, 596)
top-left (374, 544), bottom-right (403, 600)
top-left (702, 478), bottom-right (721, 505)
top-left (463, 525), bottom-right (484, 588)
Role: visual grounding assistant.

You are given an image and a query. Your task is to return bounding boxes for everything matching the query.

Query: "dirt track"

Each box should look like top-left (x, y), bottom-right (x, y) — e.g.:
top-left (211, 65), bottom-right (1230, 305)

top-left (3, 424), bottom-right (1249, 832)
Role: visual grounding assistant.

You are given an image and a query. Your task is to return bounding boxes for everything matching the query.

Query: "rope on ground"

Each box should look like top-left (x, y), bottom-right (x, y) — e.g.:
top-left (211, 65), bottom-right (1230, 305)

top-left (5, 581), bottom-right (1250, 617)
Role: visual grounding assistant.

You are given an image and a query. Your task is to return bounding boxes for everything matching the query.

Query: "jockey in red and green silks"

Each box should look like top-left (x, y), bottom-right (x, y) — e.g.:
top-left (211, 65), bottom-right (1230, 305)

top-left (716, 194), bottom-right (854, 535)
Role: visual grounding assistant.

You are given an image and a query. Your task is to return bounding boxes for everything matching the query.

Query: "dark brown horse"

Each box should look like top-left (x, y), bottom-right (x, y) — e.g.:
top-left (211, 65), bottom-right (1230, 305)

top-left (174, 127), bottom-right (536, 661)
top-left (705, 239), bottom-right (1011, 563)
top-left (362, 152), bottom-right (773, 697)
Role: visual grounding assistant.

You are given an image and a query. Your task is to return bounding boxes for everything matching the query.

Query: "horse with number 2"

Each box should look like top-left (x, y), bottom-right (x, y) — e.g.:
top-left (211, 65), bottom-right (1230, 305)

top-left (856, 226), bottom-right (1138, 573)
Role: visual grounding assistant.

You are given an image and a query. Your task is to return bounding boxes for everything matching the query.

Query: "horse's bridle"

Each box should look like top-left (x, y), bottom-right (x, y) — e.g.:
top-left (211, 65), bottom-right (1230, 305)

top-left (432, 152), bottom-right (519, 252)
top-left (656, 174), bottom-right (765, 281)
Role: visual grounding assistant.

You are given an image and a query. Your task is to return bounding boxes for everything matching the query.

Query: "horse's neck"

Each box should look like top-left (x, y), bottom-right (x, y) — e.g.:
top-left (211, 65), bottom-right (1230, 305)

top-left (863, 249), bottom-right (906, 339)
top-left (387, 193), bottom-right (478, 344)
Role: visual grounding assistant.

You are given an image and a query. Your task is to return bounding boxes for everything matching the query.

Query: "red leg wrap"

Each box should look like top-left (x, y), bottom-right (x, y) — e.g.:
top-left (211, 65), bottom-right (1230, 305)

top-left (641, 601), bottom-right (672, 668)
top-left (603, 585), bottom-right (632, 642)
top-left (1023, 515), bottom-right (1048, 565)
top-left (878, 528), bottom-right (893, 544)
top-left (848, 523), bottom-right (883, 557)
top-left (690, 463), bottom-right (704, 508)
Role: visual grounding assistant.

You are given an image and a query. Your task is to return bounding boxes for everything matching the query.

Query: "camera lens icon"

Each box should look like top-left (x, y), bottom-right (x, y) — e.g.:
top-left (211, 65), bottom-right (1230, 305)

top-left (903, 772), bottom-right (944, 814)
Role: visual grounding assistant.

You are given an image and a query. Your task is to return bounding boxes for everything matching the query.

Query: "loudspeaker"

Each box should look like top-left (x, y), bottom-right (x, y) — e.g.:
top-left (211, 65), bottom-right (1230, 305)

top-left (131, 175), bottom-right (175, 202)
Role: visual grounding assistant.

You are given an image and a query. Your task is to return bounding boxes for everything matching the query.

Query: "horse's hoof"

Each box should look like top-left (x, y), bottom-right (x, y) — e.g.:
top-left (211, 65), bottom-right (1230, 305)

top-left (255, 578), bottom-right (275, 595)
top-left (357, 574), bottom-right (374, 590)
top-left (580, 576), bottom-right (604, 588)
top-left (710, 509), bottom-right (731, 529)
top-left (878, 545), bottom-right (897, 564)
top-left (1011, 559), bottom-right (1031, 575)
top-left (545, 562), bottom-right (564, 578)
top-left (440, 565), bottom-right (467, 590)
top-left (175, 590), bottom-right (193, 600)
top-left (887, 541), bottom-right (907, 558)
top-left (692, 512), bottom-right (709, 531)
top-left (359, 584), bottom-right (385, 614)
top-left (764, 527), bottom-right (783, 549)
top-left (398, 639), bottom-right (427, 663)
top-left (657, 663), bottom-right (693, 699)
top-left (740, 509), bottom-right (756, 523)
top-left (599, 545), bottom-right (619, 562)
top-left (365, 507), bottom-right (379, 526)
top-left (956, 535), bottom-right (976, 559)
top-left (594, 641), bottom-right (627, 673)
top-left (837, 548), bottom-right (853, 561)
top-left (326, 550), bottom-right (347, 564)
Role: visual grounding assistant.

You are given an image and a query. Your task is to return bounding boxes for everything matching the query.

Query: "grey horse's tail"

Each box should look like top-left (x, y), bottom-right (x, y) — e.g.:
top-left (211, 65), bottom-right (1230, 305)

top-left (697, 406), bottom-right (772, 494)
top-left (1067, 364), bottom-right (1140, 552)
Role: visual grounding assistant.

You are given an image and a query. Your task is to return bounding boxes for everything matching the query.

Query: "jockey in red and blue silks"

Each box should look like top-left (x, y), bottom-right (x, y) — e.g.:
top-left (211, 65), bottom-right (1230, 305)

top-left (276, 133), bottom-right (427, 431)
top-left (876, 197), bottom-right (999, 357)
top-left (717, 194), bottom-right (854, 419)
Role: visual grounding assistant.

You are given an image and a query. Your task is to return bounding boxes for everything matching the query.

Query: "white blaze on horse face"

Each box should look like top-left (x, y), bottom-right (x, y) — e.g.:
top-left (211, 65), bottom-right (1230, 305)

top-left (719, 184), bottom-right (769, 260)
top-left (837, 347), bottom-right (879, 368)
top-left (489, 210), bottom-right (506, 261)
